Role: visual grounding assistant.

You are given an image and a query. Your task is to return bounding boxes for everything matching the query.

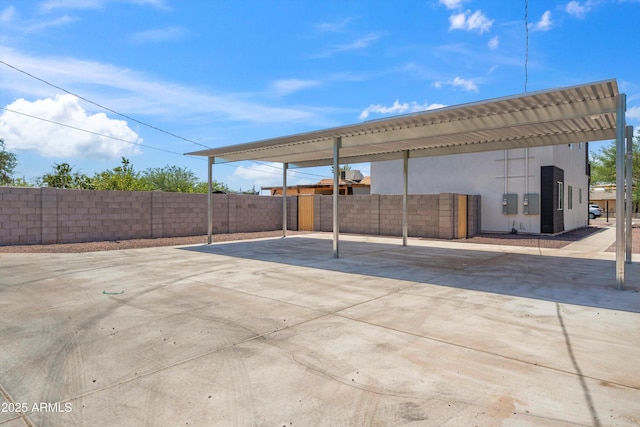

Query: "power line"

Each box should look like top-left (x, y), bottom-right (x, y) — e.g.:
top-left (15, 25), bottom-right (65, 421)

top-left (1, 107), bottom-right (329, 180)
top-left (0, 59), bottom-right (211, 149)
top-left (0, 59), bottom-right (330, 180)
top-left (1, 106), bottom-right (200, 158)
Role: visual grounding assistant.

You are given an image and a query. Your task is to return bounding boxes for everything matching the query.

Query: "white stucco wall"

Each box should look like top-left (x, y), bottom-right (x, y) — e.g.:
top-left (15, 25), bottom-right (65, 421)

top-left (370, 144), bottom-right (589, 233)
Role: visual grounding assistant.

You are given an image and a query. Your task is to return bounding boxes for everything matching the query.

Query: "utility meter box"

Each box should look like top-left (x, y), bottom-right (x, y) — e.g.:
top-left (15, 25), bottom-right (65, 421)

top-left (502, 193), bottom-right (518, 215)
top-left (523, 193), bottom-right (539, 215)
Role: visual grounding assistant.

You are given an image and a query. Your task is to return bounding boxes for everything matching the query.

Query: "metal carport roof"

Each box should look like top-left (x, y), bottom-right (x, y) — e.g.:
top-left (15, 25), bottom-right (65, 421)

top-left (187, 79), bottom-right (632, 289)
top-left (188, 79), bottom-right (619, 167)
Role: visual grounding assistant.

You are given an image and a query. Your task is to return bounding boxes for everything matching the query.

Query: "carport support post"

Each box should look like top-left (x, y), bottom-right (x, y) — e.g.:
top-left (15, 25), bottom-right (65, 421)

top-left (626, 126), bottom-right (633, 263)
top-left (615, 94), bottom-right (626, 289)
top-left (403, 150), bottom-right (409, 246)
top-left (207, 156), bottom-right (214, 244)
top-left (333, 137), bottom-right (341, 258)
top-left (283, 162), bottom-right (288, 237)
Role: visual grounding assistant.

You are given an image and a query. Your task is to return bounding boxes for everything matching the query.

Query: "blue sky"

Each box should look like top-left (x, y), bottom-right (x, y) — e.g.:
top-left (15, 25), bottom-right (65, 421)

top-left (1, 0), bottom-right (639, 192)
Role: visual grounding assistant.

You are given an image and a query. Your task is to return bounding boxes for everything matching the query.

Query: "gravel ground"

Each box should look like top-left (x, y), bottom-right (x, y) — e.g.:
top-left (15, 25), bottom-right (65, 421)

top-left (1, 221), bottom-right (638, 253)
top-left (0, 231), bottom-right (308, 253)
top-left (463, 220), bottom-right (640, 253)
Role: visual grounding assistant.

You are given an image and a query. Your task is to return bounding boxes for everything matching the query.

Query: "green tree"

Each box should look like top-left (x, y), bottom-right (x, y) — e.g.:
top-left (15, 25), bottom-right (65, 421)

top-left (330, 164), bottom-right (352, 175)
top-left (10, 177), bottom-right (33, 187)
top-left (0, 138), bottom-right (18, 185)
top-left (41, 162), bottom-right (93, 189)
top-left (590, 133), bottom-right (640, 211)
top-left (92, 157), bottom-right (149, 191)
top-left (192, 180), bottom-right (230, 193)
top-left (141, 165), bottom-right (199, 193)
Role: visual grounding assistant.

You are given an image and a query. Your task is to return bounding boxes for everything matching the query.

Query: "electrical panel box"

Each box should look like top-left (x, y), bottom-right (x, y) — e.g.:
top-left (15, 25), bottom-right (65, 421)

top-left (502, 193), bottom-right (518, 215)
top-left (523, 193), bottom-right (540, 215)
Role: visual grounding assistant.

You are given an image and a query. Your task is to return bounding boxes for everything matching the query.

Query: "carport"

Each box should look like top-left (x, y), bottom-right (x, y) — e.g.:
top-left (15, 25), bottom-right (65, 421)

top-left (187, 79), bottom-right (633, 289)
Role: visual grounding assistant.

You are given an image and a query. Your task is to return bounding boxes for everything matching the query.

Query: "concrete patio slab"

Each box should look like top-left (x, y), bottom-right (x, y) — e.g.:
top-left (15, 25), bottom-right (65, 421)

top-left (1, 233), bottom-right (639, 426)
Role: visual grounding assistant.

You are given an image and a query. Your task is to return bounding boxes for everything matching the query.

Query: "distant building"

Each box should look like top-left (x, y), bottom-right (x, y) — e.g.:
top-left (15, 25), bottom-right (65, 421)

top-left (262, 176), bottom-right (370, 196)
top-left (590, 184), bottom-right (617, 213)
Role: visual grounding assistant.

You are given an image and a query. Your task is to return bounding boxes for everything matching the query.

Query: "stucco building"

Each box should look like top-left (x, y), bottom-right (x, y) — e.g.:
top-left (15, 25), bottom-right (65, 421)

top-left (371, 144), bottom-right (590, 234)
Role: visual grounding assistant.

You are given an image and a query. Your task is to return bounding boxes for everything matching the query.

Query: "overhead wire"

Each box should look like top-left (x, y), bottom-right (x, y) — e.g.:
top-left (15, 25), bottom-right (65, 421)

top-left (0, 59), bottom-right (211, 149)
top-left (2, 106), bottom-right (328, 179)
top-left (0, 60), bottom-right (329, 180)
top-left (1, 106), bottom-right (193, 158)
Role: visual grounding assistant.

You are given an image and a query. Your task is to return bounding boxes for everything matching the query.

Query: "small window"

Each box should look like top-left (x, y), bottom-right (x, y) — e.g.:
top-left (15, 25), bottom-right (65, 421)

top-left (568, 185), bottom-right (573, 210)
top-left (558, 181), bottom-right (564, 210)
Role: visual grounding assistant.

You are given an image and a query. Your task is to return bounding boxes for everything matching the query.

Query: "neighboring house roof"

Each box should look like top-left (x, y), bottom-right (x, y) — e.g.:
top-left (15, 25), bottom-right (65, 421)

top-left (316, 176), bottom-right (371, 186)
top-left (262, 176), bottom-right (370, 194)
top-left (590, 189), bottom-right (617, 201)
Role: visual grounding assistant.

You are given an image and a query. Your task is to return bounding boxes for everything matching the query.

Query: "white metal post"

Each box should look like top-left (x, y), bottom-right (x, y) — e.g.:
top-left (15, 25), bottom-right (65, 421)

top-left (207, 156), bottom-right (214, 244)
top-left (333, 137), bottom-right (341, 258)
top-left (283, 162), bottom-right (288, 238)
top-left (626, 126), bottom-right (633, 263)
top-left (402, 150), bottom-right (409, 246)
top-left (615, 94), bottom-right (626, 289)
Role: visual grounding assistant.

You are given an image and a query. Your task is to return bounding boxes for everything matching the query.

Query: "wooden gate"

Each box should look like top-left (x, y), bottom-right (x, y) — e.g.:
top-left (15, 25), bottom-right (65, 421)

top-left (457, 195), bottom-right (467, 239)
top-left (298, 195), bottom-right (315, 231)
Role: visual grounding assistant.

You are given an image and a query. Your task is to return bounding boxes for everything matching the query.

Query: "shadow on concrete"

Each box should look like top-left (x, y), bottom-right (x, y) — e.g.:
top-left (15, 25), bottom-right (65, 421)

top-left (556, 302), bottom-right (602, 427)
top-left (180, 236), bottom-right (640, 313)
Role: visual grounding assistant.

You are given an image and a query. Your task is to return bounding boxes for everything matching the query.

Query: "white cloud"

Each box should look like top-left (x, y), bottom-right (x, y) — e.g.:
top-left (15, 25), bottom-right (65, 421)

top-left (0, 5), bottom-right (16, 22)
top-left (130, 26), bottom-right (190, 44)
top-left (0, 94), bottom-right (142, 159)
top-left (40, 0), bottom-right (105, 11)
top-left (0, 47), bottom-right (322, 125)
top-left (308, 33), bottom-right (383, 58)
top-left (40, 0), bottom-right (168, 11)
top-left (627, 105), bottom-right (640, 124)
top-left (532, 10), bottom-right (553, 31)
top-left (231, 162), bottom-right (313, 189)
top-left (0, 4), bottom-right (77, 32)
top-left (270, 79), bottom-right (321, 96)
top-left (313, 18), bottom-right (354, 33)
top-left (439, 0), bottom-right (468, 9)
top-left (434, 76), bottom-right (479, 92)
top-left (25, 14), bottom-right (76, 32)
top-left (488, 36), bottom-right (499, 49)
top-left (449, 10), bottom-right (493, 33)
top-left (566, 1), bottom-right (590, 18)
top-left (358, 100), bottom-right (445, 120)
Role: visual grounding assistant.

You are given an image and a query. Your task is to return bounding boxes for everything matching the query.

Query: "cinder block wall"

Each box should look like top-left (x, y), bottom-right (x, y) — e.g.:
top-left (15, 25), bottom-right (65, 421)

top-left (0, 187), bottom-right (478, 245)
top-left (55, 189), bottom-right (152, 243)
top-left (0, 187), bottom-right (42, 245)
top-left (309, 193), bottom-right (478, 239)
top-left (213, 194), bottom-right (293, 234)
top-left (0, 188), bottom-right (291, 246)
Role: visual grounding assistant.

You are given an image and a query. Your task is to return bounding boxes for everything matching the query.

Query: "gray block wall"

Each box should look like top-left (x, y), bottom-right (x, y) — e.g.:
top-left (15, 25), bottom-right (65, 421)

top-left (1, 187), bottom-right (476, 246)
top-left (0, 188), bottom-right (295, 245)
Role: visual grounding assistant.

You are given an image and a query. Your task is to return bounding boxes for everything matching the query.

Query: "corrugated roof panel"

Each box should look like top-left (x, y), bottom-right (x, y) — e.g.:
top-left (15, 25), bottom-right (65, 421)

top-left (188, 79), bottom-right (620, 166)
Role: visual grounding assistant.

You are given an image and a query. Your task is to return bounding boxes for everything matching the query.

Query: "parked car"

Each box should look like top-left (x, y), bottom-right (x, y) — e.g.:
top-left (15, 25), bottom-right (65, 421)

top-left (589, 204), bottom-right (602, 219)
